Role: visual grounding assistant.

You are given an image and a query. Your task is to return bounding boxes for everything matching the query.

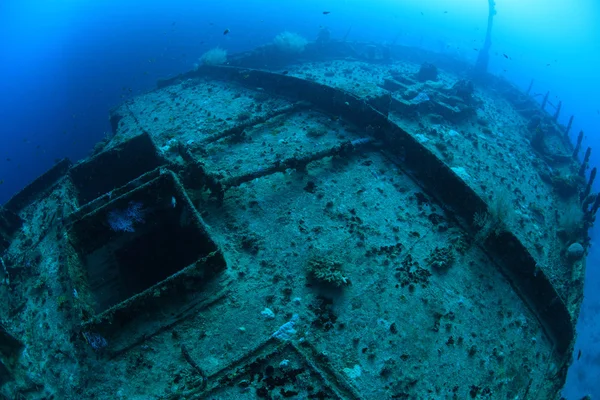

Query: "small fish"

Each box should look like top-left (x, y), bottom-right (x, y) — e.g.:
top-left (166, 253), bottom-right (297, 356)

top-left (473, 48), bottom-right (478, 51)
top-left (546, 63), bottom-right (550, 67)
top-left (6, 158), bottom-right (11, 162)
top-left (421, 11), bottom-right (424, 15)
top-left (444, 11), bottom-right (448, 13)
top-left (282, 71), bottom-right (289, 75)
top-left (503, 54), bottom-right (509, 59)
top-left (577, 349), bottom-right (582, 360)
top-left (323, 11), bottom-right (330, 14)
top-left (223, 28), bottom-right (230, 35)
top-left (0, 180), bottom-right (3, 185)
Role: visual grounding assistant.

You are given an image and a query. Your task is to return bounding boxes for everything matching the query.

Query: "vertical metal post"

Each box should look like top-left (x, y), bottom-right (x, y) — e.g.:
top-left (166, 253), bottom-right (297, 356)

top-left (541, 91), bottom-right (549, 110)
top-left (565, 115), bottom-right (574, 139)
top-left (553, 101), bottom-right (562, 121)
top-left (526, 79), bottom-right (534, 95)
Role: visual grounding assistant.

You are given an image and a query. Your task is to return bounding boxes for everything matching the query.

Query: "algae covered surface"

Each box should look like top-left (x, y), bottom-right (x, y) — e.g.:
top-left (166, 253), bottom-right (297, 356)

top-left (0, 41), bottom-right (592, 399)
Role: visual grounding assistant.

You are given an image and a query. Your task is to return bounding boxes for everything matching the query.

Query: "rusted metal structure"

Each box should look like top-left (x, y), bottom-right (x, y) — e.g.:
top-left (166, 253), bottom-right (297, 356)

top-left (0, 40), bottom-right (594, 399)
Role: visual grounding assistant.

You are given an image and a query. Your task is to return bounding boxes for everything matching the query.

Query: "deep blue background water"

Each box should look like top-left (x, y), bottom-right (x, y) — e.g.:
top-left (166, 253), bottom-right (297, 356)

top-left (1, 0), bottom-right (599, 397)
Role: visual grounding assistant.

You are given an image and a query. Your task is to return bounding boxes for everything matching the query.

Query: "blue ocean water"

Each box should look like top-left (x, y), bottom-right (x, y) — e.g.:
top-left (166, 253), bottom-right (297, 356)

top-left (0, 0), bottom-right (599, 398)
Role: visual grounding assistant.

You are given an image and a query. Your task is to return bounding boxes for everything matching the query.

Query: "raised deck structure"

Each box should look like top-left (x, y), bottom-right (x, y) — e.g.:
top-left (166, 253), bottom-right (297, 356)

top-left (0, 41), bottom-right (595, 399)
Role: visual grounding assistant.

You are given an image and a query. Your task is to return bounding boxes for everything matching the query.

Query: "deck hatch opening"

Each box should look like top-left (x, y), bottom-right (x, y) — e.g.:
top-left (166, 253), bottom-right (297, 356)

top-left (69, 133), bottom-right (162, 205)
top-left (69, 171), bottom-right (222, 316)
